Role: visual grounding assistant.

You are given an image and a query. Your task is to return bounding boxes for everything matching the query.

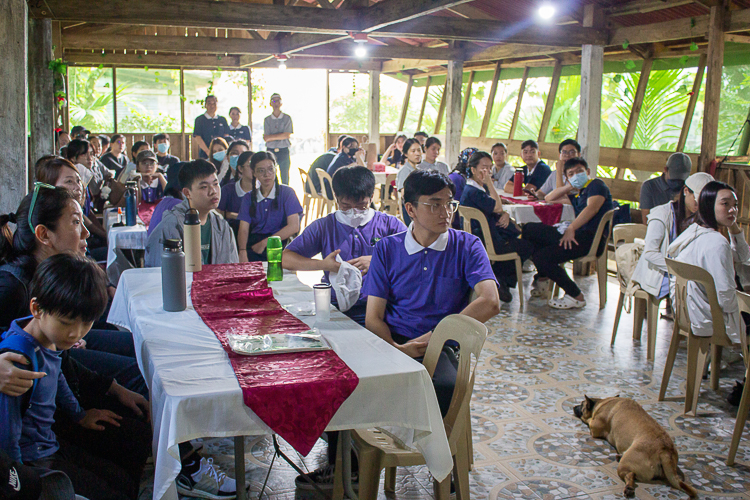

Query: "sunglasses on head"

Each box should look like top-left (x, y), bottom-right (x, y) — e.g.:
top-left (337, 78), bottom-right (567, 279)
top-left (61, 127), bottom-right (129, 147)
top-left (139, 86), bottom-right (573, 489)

top-left (28, 182), bottom-right (56, 232)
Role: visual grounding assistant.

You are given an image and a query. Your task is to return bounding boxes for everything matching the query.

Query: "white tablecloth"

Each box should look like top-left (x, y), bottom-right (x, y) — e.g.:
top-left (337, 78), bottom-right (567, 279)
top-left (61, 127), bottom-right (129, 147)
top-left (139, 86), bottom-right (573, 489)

top-left (108, 268), bottom-right (452, 500)
top-left (105, 209), bottom-right (148, 270)
top-left (373, 166), bottom-right (400, 185)
top-left (502, 198), bottom-right (576, 225)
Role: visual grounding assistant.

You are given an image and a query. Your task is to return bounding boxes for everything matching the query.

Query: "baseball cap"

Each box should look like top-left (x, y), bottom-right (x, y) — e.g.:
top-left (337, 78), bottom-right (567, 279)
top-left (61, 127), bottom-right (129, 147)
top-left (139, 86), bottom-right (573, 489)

top-left (666, 152), bottom-right (691, 181)
top-left (136, 150), bottom-right (157, 164)
top-left (270, 93), bottom-right (282, 101)
top-left (684, 172), bottom-right (714, 197)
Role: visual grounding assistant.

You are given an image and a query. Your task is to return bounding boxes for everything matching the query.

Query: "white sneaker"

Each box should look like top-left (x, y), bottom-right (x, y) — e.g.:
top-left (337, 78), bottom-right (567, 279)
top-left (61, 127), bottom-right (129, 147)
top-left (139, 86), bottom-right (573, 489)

top-left (522, 260), bottom-right (536, 273)
top-left (176, 457), bottom-right (237, 499)
top-left (530, 279), bottom-right (550, 298)
top-left (548, 294), bottom-right (586, 310)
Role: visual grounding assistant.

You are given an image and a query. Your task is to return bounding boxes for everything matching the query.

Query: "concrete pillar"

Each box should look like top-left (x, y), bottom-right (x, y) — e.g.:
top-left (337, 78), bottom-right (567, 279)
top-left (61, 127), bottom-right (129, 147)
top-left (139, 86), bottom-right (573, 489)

top-left (0, 0), bottom-right (28, 214)
top-left (29, 18), bottom-right (54, 170)
top-left (578, 4), bottom-right (604, 177)
top-left (445, 60), bottom-right (463, 169)
top-left (368, 70), bottom-right (380, 155)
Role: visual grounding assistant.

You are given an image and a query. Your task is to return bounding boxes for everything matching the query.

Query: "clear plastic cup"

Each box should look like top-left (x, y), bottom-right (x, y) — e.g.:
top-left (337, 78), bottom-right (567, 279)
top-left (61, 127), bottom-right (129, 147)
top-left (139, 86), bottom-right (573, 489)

top-left (313, 283), bottom-right (332, 322)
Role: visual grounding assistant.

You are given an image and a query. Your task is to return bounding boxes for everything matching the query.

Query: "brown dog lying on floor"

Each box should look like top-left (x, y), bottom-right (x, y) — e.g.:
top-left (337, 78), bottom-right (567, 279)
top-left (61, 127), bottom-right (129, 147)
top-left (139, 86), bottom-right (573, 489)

top-left (573, 396), bottom-right (698, 498)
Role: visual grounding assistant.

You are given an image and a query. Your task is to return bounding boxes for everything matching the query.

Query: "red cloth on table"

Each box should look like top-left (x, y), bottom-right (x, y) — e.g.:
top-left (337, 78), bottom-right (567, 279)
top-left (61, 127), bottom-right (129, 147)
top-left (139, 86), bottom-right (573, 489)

top-left (190, 263), bottom-right (359, 455)
top-left (502, 196), bottom-right (563, 226)
top-left (138, 202), bottom-right (157, 227)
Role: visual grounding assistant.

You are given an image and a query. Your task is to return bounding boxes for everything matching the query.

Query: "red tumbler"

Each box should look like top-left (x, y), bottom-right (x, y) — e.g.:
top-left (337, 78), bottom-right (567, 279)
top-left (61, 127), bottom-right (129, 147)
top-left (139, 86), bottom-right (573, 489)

top-left (513, 169), bottom-right (524, 197)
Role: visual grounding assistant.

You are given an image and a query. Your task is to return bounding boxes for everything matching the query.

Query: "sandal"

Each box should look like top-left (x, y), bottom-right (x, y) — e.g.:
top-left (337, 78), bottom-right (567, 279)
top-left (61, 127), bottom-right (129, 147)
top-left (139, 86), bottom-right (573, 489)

top-left (530, 280), bottom-right (550, 298)
top-left (548, 294), bottom-right (586, 310)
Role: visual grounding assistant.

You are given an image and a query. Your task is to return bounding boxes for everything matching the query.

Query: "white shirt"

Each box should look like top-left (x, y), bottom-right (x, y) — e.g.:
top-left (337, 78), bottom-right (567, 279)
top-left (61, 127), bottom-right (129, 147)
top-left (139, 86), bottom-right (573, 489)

top-left (404, 223), bottom-right (449, 255)
top-left (229, 123), bottom-right (243, 130)
top-left (204, 112), bottom-right (218, 120)
top-left (235, 180), bottom-right (249, 199)
top-left (256, 184), bottom-right (277, 202)
top-left (466, 179), bottom-right (483, 190)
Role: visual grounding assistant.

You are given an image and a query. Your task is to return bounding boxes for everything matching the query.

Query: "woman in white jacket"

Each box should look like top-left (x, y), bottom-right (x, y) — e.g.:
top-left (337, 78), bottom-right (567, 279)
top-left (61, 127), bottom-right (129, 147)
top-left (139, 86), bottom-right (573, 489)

top-left (631, 172), bottom-right (714, 298)
top-left (667, 181), bottom-right (749, 344)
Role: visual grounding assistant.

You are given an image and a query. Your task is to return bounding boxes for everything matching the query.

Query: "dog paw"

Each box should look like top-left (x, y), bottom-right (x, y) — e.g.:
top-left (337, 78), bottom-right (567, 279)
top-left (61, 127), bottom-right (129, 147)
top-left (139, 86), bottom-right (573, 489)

top-left (623, 486), bottom-right (636, 498)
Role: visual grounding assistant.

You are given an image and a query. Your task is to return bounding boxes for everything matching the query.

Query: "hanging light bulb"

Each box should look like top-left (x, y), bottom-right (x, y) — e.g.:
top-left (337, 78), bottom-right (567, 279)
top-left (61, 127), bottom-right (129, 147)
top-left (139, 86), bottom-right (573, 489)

top-left (351, 32), bottom-right (369, 59)
top-left (354, 45), bottom-right (367, 58)
top-left (275, 54), bottom-right (289, 70)
top-left (538, 3), bottom-right (555, 20)
top-left (278, 61), bottom-right (287, 70)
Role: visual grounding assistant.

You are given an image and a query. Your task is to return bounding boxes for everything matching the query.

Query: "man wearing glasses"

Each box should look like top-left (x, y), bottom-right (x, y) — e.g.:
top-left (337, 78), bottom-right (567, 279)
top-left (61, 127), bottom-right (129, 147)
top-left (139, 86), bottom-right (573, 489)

top-left (263, 93), bottom-right (294, 185)
top-left (527, 139), bottom-right (581, 201)
top-left (363, 170), bottom-right (500, 416)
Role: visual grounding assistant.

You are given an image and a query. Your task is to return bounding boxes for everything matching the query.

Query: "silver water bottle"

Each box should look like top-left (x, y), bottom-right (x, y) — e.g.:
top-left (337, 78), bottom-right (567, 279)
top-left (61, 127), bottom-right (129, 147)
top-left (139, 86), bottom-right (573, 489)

top-left (161, 238), bottom-right (187, 312)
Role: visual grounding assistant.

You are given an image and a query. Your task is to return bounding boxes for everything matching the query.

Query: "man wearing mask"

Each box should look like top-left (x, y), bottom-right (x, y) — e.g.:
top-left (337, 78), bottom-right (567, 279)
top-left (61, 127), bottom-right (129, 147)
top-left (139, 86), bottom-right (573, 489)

top-left (639, 152), bottom-right (692, 218)
top-left (325, 136), bottom-right (365, 198)
top-left (192, 95), bottom-right (230, 160)
top-left (263, 93), bottom-right (294, 185)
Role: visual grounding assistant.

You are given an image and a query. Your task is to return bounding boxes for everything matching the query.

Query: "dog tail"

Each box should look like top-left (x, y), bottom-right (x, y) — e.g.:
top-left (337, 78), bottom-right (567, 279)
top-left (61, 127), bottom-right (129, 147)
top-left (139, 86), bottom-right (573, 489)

top-left (660, 452), bottom-right (698, 498)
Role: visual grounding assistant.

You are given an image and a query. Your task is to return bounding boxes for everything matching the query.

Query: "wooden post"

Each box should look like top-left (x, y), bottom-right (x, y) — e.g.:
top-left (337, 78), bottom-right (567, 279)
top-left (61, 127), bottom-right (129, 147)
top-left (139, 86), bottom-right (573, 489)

top-left (738, 105), bottom-right (750, 156)
top-left (480, 61), bottom-right (502, 139)
top-left (325, 70), bottom-right (330, 149)
top-left (112, 67), bottom-right (118, 133)
top-left (445, 60), bottom-right (463, 168)
top-left (0, 0), bottom-right (28, 214)
top-left (579, 3), bottom-right (604, 176)
top-left (698, 2), bottom-right (728, 171)
top-left (368, 69), bottom-right (381, 154)
top-left (433, 84), bottom-right (447, 135)
top-left (538, 59), bottom-right (563, 143)
top-left (51, 21), bottom-right (62, 130)
top-left (180, 68), bottom-right (186, 159)
top-left (508, 67), bottom-right (529, 142)
top-left (247, 68), bottom-right (253, 150)
top-left (416, 76), bottom-right (431, 132)
top-left (622, 58), bottom-right (653, 150)
top-left (460, 70), bottom-right (475, 131)
top-left (28, 18), bottom-right (55, 169)
top-left (397, 75), bottom-right (413, 133)
top-left (677, 53), bottom-right (707, 153)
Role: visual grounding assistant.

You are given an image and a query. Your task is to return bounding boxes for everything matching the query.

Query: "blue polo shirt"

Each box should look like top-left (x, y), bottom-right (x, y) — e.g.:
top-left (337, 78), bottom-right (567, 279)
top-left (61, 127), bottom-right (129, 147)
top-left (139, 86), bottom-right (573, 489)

top-left (568, 178), bottom-right (613, 233)
top-left (362, 228), bottom-right (496, 340)
top-left (524, 160), bottom-right (551, 189)
top-left (193, 114), bottom-right (230, 159)
top-left (286, 211), bottom-right (406, 306)
top-left (238, 184), bottom-right (303, 235)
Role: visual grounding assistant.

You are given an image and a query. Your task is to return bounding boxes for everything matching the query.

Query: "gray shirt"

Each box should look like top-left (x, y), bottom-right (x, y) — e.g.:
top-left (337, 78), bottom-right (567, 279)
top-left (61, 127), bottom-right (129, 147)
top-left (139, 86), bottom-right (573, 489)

top-left (417, 160), bottom-right (449, 176)
top-left (491, 163), bottom-right (515, 191)
top-left (264, 112), bottom-right (293, 149)
top-left (640, 174), bottom-right (678, 210)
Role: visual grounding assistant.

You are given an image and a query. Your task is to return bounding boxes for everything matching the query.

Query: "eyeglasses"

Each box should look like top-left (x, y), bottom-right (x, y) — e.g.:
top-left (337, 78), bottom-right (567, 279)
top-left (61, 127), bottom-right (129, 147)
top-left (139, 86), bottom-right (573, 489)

top-left (28, 182), bottom-right (56, 232)
top-left (255, 167), bottom-right (277, 177)
top-left (418, 200), bottom-right (459, 215)
top-left (560, 149), bottom-right (578, 157)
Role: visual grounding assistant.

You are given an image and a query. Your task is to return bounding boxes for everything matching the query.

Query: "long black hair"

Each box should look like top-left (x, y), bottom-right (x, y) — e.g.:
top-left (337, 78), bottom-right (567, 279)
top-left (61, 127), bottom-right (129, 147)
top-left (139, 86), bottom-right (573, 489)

top-left (66, 139), bottom-right (90, 162)
top-left (672, 187), bottom-right (697, 236)
top-left (0, 187), bottom-right (76, 275)
top-left (465, 151), bottom-right (492, 179)
top-left (400, 138), bottom-right (423, 165)
top-left (234, 150), bottom-right (255, 182)
top-left (697, 180), bottom-right (735, 230)
top-left (247, 151), bottom-right (279, 218)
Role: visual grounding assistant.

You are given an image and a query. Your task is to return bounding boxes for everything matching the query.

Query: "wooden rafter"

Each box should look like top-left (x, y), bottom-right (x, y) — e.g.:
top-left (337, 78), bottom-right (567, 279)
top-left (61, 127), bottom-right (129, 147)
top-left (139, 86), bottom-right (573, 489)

top-left (433, 84), bottom-right (447, 134)
top-left (416, 76), bottom-right (431, 132)
top-left (507, 67), bottom-right (529, 142)
top-left (621, 58), bottom-right (654, 150)
top-left (397, 75), bottom-right (413, 132)
top-left (538, 59), bottom-right (562, 143)
top-left (677, 53), bottom-right (707, 152)
top-left (460, 70), bottom-right (475, 130)
top-left (479, 61), bottom-right (502, 138)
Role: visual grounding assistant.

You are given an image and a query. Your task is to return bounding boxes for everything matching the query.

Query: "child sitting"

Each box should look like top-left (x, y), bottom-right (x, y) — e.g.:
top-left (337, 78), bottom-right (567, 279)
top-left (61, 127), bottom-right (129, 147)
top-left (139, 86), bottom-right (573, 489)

top-left (135, 150), bottom-right (167, 205)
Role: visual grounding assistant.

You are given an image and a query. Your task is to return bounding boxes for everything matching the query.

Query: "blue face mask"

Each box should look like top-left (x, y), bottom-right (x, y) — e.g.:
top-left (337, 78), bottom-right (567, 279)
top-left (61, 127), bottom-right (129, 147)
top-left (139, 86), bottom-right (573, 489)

top-left (213, 150), bottom-right (226, 162)
top-left (229, 155), bottom-right (239, 169)
top-left (569, 171), bottom-right (589, 190)
top-left (156, 143), bottom-right (169, 154)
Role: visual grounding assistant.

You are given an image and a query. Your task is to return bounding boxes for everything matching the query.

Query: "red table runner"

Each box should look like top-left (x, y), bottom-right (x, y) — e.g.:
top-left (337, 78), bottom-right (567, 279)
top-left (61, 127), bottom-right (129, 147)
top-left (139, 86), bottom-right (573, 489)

top-left (138, 202), bottom-right (158, 227)
top-left (502, 196), bottom-right (563, 226)
top-left (190, 263), bottom-right (360, 455)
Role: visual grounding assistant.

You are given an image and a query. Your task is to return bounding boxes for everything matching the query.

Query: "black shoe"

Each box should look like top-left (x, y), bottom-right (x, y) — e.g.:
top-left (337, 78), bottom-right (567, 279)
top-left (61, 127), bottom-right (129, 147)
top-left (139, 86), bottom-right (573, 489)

top-left (497, 282), bottom-right (513, 303)
top-left (728, 381), bottom-right (744, 406)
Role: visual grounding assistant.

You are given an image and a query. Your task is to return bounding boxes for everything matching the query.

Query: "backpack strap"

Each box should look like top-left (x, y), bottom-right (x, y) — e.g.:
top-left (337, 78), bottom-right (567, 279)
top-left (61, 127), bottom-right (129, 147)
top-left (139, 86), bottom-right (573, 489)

top-left (0, 334), bottom-right (41, 416)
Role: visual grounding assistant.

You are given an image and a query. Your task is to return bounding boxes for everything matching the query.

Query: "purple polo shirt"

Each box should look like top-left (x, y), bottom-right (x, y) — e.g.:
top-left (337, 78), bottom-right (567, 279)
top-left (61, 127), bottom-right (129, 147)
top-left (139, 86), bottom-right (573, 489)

top-left (218, 180), bottom-right (249, 215)
top-left (362, 228), bottom-right (496, 340)
top-left (238, 184), bottom-right (303, 235)
top-left (286, 211), bottom-right (406, 305)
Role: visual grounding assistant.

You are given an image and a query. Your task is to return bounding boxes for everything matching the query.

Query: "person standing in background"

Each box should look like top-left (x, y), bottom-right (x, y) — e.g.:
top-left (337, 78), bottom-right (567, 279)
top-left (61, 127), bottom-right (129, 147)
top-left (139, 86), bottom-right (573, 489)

top-left (263, 93), bottom-right (293, 185)
top-left (227, 106), bottom-right (252, 143)
top-left (192, 95), bottom-right (229, 160)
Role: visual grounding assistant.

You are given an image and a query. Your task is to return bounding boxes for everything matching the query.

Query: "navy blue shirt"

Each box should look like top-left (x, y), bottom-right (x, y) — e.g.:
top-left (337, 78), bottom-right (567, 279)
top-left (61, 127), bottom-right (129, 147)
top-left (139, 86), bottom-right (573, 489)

top-left (568, 178), bottom-right (613, 233)
top-left (193, 114), bottom-right (230, 159)
top-left (227, 125), bottom-right (251, 142)
top-left (524, 160), bottom-right (551, 189)
top-left (460, 183), bottom-right (519, 249)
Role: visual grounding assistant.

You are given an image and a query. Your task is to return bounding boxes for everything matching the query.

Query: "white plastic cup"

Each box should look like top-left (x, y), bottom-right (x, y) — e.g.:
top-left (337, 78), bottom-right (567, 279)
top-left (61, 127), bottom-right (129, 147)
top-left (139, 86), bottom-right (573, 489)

top-left (313, 283), bottom-right (332, 322)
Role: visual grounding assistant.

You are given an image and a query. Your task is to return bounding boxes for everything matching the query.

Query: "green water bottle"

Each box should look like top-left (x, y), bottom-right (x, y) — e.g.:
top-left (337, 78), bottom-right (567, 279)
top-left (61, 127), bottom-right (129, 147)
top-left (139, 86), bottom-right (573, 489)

top-left (267, 236), bottom-right (283, 282)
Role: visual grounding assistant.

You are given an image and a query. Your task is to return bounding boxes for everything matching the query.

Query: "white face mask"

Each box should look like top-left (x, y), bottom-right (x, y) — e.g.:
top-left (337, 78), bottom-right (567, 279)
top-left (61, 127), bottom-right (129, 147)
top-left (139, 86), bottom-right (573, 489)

top-left (338, 208), bottom-right (370, 228)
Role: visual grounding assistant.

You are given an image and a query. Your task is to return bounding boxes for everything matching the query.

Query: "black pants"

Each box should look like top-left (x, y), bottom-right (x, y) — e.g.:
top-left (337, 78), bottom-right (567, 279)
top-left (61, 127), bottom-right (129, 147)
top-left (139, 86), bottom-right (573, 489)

top-left (270, 147), bottom-right (291, 185)
top-left (491, 236), bottom-right (534, 288)
top-left (522, 222), bottom-right (600, 298)
top-left (28, 440), bottom-right (135, 500)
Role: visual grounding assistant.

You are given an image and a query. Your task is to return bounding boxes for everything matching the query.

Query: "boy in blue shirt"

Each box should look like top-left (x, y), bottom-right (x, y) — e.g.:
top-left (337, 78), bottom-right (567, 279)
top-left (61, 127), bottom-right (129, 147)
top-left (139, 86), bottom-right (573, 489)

top-left (523, 158), bottom-right (613, 309)
top-left (364, 170), bottom-right (501, 412)
top-left (0, 253), bottom-right (134, 500)
top-left (504, 140), bottom-right (551, 194)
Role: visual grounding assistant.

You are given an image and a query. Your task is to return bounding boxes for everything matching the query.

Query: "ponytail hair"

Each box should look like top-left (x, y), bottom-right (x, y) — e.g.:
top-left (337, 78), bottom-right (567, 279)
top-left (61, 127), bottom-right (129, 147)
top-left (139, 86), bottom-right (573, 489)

top-left (0, 187), bottom-right (76, 273)
top-left (248, 151), bottom-right (278, 218)
top-left (235, 150), bottom-right (254, 182)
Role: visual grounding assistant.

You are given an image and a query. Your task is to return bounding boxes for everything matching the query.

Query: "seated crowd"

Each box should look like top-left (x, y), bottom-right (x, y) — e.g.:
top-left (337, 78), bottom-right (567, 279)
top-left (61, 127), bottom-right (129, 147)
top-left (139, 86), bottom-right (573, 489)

top-left (1, 116), bottom-right (746, 500)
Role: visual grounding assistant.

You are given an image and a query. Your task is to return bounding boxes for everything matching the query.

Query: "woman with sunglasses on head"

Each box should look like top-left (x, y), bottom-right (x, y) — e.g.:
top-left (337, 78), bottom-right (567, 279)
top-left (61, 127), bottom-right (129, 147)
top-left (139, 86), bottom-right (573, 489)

top-left (237, 152), bottom-right (302, 262)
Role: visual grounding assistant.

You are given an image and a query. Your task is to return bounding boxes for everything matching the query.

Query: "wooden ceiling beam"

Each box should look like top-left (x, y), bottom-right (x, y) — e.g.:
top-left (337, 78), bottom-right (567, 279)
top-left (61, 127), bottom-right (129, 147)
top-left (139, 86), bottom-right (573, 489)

top-left (363, 0), bottom-right (475, 32)
top-left (64, 52), bottom-right (240, 68)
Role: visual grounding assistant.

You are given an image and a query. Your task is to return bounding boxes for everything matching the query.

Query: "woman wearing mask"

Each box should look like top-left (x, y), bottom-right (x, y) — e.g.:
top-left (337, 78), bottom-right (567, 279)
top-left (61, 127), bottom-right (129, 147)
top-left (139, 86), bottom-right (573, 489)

top-left (218, 139), bottom-right (250, 187)
top-left (237, 152), bottom-right (302, 262)
top-left (208, 137), bottom-right (229, 177)
top-left (327, 136), bottom-right (365, 178)
top-left (631, 173), bottom-right (714, 299)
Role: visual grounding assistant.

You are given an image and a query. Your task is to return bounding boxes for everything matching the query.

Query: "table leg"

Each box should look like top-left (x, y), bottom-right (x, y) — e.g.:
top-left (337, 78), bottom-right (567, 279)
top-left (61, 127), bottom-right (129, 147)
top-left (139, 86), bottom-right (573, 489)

top-left (341, 430), bottom-right (359, 500)
top-left (234, 436), bottom-right (246, 500)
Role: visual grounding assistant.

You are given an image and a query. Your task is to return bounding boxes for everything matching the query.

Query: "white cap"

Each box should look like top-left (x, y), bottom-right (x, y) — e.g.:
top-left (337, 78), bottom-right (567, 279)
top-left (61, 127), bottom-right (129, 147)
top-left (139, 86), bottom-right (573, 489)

top-left (684, 172), bottom-right (714, 197)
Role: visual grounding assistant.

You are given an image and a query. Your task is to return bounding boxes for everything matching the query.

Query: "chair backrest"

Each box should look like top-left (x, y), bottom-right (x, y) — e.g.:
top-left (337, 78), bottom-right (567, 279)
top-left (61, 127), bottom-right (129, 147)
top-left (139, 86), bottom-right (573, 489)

top-left (665, 257), bottom-right (731, 346)
top-left (583, 208), bottom-right (616, 260)
top-left (316, 168), bottom-right (335, 202)
top-left (735, 291), bottom-right (750, 366)
top-left (301, 168), bottom-right (320, 198)
top-left (612, 223), bottom-right (647, 249)
top-left (458, 206), bottom-right (498, 260)
top-left (422, 314), bottom-right (488, 446)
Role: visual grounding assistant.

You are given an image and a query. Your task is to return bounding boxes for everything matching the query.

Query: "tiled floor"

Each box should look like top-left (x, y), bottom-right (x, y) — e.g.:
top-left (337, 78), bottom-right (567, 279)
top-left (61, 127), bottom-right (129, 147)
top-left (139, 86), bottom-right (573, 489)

top-left (139, 270), bottom-right (750, 500)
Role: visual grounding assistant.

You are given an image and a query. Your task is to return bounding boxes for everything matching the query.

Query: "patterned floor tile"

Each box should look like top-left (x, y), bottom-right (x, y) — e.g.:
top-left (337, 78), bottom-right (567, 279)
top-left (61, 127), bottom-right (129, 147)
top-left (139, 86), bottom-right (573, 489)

top-left (522, 388), bottom-right (570, 415)
top-left (488, 420), bottom-right (543, 457)
top-left (679, 453), bottom-right (750, 494)
top-left (473, 415), bottom-right (501, 443)
top-left (490, 354), bottom-right (556, 374)
top-left (582, 367), bottom-right (653, 389)
top-left (532, 432), bottom-right (616, 467)
top-left (502, 344), bottom-right (570, 360)
top-left (468, 465), bottom-right (512, 500)
top-left (473, 380), bottom-right (531, 405)
top-left (547, 360), bottom-right (590, 382)
top-left (515, 332), bottom-right (575, 349)
top-left (508, 458), bottom-right (619, 490)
